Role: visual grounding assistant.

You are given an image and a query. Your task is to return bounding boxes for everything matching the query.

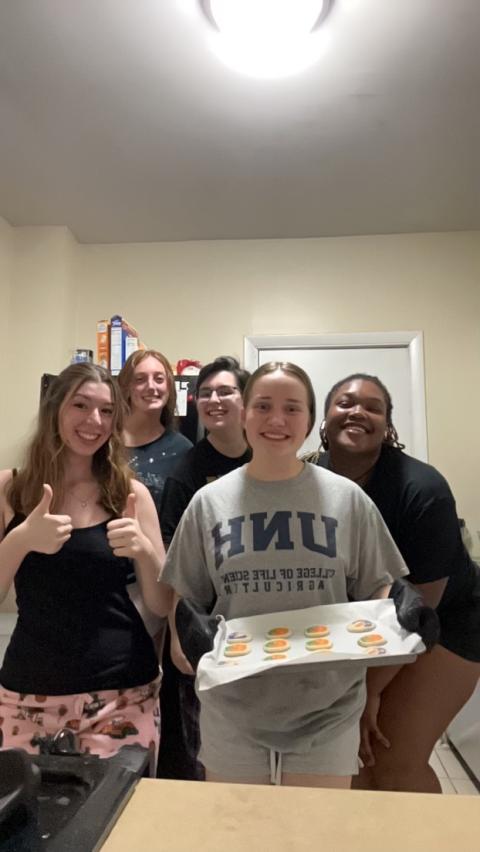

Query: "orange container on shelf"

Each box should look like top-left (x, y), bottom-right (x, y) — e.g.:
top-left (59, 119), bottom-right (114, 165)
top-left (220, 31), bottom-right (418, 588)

top-left (96, 320), bottom-right (110, 369)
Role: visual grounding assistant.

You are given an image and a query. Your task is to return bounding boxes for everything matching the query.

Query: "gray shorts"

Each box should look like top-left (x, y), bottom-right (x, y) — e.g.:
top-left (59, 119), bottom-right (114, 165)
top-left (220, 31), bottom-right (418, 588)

top-left (199, 714), bottom-right (360, 782)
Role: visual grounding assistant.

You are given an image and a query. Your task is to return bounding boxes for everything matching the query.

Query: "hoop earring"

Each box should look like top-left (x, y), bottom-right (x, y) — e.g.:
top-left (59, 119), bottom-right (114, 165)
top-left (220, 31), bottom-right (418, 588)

top-left (383, 424), bottom-right (394, 445)
top-left (319, 419), bottom-right (329, 450)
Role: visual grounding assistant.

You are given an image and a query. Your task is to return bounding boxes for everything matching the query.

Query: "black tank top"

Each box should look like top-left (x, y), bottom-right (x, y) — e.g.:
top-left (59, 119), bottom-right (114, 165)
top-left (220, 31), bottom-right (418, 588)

top-left (0, 515), bottom-right (158, 694)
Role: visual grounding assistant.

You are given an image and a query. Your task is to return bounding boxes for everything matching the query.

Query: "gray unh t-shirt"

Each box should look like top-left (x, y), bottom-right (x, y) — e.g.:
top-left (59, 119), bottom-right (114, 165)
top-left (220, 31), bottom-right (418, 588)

top-left (163, 464), bottom-right (408, 752)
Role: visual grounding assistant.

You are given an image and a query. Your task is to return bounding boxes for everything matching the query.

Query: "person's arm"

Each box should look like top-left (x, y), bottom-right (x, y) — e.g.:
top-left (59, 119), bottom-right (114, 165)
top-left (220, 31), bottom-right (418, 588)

top-left (358, 474), bottom-right (454, 764)
top-left (362, 580), bottom-right (415, 762)
top-left (359, 580), bottom-right (445, 765)
top-left (361, 575), bottom-right (410, 764)
top-left (0, 474), bottom-right (73, 603)
top-left (349, 494), bottom-right (439, 644)
top-left (399, 472), bottom-right (462, 593)
top-left (348, 495), bottom-right (409, 602)
top-left (368, 584), bottom-right (391, 599)
top-left (359, 664), bottom-right (404, 766)
top-left (360, 577), bottom-right (444, 765)
top-left (410, 578), bottom-right (448, 609)
top-left (162, 495), bottom-right (217, 673)
top-left (160, 476), bottom-right (194, 549)
top-left (160, 477), bottom-right (199, 670)
top-left (168, 591), bottom-right (194, 675)
top-left (107, 480), bottom-right (171, 617)
top-left (372, 578), bottom-right (447, 609)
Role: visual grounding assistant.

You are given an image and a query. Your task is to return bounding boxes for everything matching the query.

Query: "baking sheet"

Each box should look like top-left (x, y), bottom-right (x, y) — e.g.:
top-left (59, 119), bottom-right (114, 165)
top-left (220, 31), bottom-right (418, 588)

top-left (197, 599), bottom-right (425, 691)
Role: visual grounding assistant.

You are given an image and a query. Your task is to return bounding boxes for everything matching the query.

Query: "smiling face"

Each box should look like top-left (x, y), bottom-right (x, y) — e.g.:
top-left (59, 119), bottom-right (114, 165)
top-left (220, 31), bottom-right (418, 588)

top-left (324, 378), bottom-right (388, 456)
top-left (196, 369), bottom-right (243, 435)
top-left (59, 381), bottom-right (114, 458)
top-left (243, 370), bottom-right (311, 461)
top-left (129, 355), bottom-right (169, 416)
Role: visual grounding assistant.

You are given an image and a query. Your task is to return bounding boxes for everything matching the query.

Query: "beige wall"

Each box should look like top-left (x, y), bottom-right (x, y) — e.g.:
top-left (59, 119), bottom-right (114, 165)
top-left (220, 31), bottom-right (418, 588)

top-left (1, 223), bottom-right (78, 461)
top-left (1, 226), bottom-right (479, 613)
top-left (0, 220), bottom-right (79, 611)
top-left (0, 217), bottom-right (13, 613)
top-left (11, 226), bottom-right (77, 430)
top-left (0, 218), bottom-right (13, 416)
top-left (73, 231), bottom-right (480, 542)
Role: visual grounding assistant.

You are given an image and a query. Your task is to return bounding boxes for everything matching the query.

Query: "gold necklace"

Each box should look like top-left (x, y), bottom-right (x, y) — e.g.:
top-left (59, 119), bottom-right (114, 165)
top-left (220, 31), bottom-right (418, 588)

top-left (68, 487), bottom-right (98, 509)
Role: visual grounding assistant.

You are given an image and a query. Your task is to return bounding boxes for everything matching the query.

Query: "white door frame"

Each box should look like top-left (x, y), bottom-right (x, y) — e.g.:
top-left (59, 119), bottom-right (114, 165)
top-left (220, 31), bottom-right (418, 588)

top-left (244, 331), bottom-right (428, 461)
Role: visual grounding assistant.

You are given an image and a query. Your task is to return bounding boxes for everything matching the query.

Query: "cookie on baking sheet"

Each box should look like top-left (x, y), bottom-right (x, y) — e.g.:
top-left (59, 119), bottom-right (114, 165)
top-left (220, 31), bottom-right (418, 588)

top-left (224, 642), bottom-right (252, 657)
top-left (357, 634), bottom-right (387, 648)
top-left (266, 627), bottom-right (292, 639)
top-left (226, 631), bottom-right (252, 644)
top-left (263, 653), bottom-right (288, 661)
top-left (305, 638), bottom-right (333, 651)
top-left (347, 619), bottom-right (376, 633)
top-left (263, 638), bottom-right (290, 653)
top-left (365, 647), bottom-right (387, 656)
top-left (304, 625), bottom-right (330, 638)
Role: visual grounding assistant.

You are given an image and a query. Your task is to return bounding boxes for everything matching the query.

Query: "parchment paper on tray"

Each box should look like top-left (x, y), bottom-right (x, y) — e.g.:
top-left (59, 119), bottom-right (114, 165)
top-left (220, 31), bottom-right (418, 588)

top-left (197, 599), bottom-right (425, 691)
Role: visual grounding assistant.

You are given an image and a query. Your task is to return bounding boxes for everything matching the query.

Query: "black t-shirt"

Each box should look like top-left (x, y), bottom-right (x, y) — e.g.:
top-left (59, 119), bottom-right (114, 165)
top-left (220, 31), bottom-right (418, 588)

top-left (316, 447), bottom-right (480, 660)
top-left (0, 516), bottom-right (159, 694)
top-left (126, 430), bottom-right (193, 517)
top-left (160, 438), bottom-right (252, 546)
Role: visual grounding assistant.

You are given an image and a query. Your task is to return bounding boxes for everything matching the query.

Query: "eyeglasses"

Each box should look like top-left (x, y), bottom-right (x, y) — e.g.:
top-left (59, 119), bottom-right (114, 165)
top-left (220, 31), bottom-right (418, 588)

top-left (197, 385), bottom-right (239, 400)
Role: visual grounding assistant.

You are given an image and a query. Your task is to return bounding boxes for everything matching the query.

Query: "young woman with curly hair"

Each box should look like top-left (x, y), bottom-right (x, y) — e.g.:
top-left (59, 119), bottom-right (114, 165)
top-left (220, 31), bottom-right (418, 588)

top-left (312, 373), bottom-right (480, 793)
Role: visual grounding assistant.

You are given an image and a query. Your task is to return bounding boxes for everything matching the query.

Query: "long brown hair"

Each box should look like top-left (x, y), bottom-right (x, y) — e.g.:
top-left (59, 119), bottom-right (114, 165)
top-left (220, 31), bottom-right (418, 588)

top-left (243, 361), bottom-right (316, 437)
top-left (8, 363), bottom-right (132, 516)
top-left (117, 349), bottom-right (177, 430)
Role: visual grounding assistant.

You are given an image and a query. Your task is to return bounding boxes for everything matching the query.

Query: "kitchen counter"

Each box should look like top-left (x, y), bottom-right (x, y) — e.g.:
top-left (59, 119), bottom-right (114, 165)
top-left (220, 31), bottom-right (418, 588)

top-left (101, 779), bottom-right (480, 852)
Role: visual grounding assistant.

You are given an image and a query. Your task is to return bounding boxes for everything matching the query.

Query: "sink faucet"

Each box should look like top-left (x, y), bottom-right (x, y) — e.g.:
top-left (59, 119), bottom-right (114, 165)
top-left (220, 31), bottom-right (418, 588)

top-left (31, 727), bottom-right (81, 755)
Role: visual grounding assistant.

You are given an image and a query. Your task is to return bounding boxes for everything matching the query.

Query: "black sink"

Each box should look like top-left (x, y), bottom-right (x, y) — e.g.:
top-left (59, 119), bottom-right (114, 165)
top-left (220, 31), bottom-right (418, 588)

top-left (0, 746), bottom-right (150, 852)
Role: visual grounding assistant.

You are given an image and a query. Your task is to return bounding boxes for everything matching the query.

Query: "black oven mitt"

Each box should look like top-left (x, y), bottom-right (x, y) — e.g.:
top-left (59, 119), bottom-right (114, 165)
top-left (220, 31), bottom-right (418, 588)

top-left (389, 578), bottom-right (440, 650)
top-left (175, 598), bottom-right (219, 671)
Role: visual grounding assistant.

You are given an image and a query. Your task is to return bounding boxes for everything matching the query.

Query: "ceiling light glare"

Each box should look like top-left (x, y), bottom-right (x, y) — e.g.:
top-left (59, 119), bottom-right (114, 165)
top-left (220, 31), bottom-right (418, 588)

top-left (200, 0), bottom-right (333, 79)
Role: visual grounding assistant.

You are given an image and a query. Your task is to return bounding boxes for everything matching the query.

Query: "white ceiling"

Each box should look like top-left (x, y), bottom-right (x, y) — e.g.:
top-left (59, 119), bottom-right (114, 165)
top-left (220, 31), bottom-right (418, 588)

top-left (0, 0), bottom-right (479, 244)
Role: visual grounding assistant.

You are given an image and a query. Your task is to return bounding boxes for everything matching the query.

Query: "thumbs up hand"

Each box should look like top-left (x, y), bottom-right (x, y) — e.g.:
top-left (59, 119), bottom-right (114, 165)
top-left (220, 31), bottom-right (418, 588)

top-left (24, 485), bottom-right (73, 554)
top-left (107, 492), bottom-right (150, 559)
top-left (123, 492), bottom-right (137, 520)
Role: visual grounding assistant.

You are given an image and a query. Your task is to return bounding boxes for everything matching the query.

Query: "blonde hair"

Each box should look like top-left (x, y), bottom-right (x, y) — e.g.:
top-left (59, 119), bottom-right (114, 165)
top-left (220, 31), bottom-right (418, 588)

top-left (117, 349), bottom-right (177, 430)
top-left (8, 363), bottom-right (132, 516)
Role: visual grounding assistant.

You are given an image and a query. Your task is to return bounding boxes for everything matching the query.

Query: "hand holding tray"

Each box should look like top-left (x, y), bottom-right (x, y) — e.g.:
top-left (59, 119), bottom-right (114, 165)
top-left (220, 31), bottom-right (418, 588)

top-left (197, 598), bottom-right (425, 691)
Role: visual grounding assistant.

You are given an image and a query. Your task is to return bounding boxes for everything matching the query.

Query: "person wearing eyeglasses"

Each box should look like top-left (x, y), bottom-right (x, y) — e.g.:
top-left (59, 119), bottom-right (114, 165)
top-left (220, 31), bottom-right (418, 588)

top-left (161, 356), bottom-right (251, 549)
top-left (158, 356), bottom-right (251, 780)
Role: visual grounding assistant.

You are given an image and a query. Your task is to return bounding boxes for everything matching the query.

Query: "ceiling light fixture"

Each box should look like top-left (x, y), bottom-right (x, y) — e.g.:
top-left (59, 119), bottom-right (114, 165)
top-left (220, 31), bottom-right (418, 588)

top-left (198, 0), bottom-right (335, 79)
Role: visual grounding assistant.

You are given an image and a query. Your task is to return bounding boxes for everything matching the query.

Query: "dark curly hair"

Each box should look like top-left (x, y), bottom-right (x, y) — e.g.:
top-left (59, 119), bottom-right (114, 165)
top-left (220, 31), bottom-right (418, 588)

top-left (320, 373), bottom-right (404, 450)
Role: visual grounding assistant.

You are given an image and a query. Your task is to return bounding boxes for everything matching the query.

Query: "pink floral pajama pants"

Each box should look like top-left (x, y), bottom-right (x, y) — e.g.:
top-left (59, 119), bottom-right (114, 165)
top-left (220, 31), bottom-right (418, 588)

top-left (0, 677), bottom-right (161, 774)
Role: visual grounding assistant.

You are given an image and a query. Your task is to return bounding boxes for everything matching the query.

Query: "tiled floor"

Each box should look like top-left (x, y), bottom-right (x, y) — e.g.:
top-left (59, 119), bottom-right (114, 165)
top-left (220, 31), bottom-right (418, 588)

top-left (429, 740), bottom-right (479, 795)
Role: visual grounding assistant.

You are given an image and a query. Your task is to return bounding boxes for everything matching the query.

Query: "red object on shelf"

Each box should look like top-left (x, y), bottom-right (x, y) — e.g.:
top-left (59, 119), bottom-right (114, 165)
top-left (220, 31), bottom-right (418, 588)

top-left (176, 359), bottom-right (202, 375)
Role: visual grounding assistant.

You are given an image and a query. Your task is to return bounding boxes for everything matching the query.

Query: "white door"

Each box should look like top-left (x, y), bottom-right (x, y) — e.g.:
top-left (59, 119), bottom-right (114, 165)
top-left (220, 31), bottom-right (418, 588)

top-left (244, 332), bottom-right (428, 460)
